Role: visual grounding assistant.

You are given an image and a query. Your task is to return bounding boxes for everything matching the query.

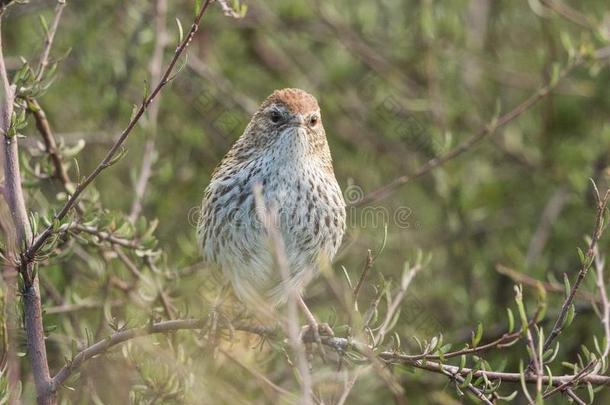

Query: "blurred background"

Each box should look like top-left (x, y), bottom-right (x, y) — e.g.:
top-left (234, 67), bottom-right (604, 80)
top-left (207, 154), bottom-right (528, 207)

top-left (3, 0), bottom-right (610, 403)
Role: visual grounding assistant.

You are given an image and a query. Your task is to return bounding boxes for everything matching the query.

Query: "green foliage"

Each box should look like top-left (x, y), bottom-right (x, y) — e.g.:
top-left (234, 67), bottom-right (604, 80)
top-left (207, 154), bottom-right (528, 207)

top-left (1, 0), bottom-right (610, 403)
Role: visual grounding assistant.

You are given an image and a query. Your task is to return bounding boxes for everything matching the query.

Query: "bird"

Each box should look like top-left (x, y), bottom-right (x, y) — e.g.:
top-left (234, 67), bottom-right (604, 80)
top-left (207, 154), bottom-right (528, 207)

top-left (197, 88), bottom-right (346, 315)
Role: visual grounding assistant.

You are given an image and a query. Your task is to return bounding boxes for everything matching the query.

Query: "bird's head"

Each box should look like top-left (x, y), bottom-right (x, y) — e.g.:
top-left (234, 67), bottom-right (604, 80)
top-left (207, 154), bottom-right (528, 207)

top-left (239, 88), bottom-right (330, 161)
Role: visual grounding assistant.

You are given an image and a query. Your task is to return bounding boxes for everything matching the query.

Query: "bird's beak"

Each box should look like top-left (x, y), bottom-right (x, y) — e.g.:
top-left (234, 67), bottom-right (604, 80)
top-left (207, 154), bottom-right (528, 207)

top-left (288, 114), bottom-right (306, 128)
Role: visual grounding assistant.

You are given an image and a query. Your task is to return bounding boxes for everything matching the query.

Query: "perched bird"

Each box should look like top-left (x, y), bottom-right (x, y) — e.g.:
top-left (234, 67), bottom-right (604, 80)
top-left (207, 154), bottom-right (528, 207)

top-left (197, 88), bottom-right (346, 311)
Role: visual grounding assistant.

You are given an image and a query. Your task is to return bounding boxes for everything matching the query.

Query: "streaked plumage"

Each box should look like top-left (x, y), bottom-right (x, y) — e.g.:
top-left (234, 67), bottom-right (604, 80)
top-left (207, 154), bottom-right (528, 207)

top-left (197, 88), bottom-right (346, 306)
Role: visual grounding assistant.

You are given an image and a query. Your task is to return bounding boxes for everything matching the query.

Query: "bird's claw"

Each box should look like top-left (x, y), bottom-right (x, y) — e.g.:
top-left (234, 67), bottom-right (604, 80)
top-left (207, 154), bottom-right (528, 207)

top-left (300, 322), bottom-right (334, 342)
top-left (300, 322), bottom-right (334, 364)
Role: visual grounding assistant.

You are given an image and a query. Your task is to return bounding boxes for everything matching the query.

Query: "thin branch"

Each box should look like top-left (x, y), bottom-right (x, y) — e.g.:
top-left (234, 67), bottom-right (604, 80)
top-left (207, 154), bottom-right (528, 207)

top-left (22, 0), bottom-right (214, 265)
top-left (64, 222), bottom-right (148, 250)
top-left (356, 55), bottom-right (583, 206)
top-left (48, 317), bottom-right (610, 396)
top-left (541, 187), bottom-right (610, 353)
top-left (50, 318), bottom-right (275, 393)
top-left (36, 0), bottom-right (66, 82)
top-left (496, 264), bottom-right (600, 303)
top-left (26, 98), bottom-right (75, 194)
top-left (565, 388), bottom-right (587, 405)
top-left (375, 262), bottom-right (422, 345)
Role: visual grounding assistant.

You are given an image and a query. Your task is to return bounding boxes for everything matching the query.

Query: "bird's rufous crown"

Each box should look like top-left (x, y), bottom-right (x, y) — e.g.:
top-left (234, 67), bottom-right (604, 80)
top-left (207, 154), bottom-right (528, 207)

top-left (262, 88), bottom-right (319, 115)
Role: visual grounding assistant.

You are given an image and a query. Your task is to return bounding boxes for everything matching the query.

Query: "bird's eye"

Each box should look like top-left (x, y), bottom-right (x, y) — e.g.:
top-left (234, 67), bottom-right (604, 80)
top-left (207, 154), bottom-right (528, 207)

top-left (309, 115), bottom-right (318, 127)
top-left (270, 110), bottom-right (282, 124)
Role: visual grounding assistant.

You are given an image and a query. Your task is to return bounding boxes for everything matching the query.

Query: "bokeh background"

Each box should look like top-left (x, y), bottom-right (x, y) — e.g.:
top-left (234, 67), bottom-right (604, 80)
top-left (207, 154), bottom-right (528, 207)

top-left (3, 0), bottom-right (610, 403)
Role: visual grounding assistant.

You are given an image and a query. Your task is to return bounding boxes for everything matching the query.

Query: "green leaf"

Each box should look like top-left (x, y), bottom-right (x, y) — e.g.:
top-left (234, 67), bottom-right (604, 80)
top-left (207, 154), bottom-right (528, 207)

top-left (563, 273), bottom-right (571, 299)
top-left (471, 322), bottom-right (483, 348)
top-left (550, 62), bottom-right (561, 87)
top-left (587, 382), bottom-right (595, 403)
top-left (459, 371), bottom-right (473, 389)
top-left (176, 18), bottom-right (184, 43)
top-left (39, 15), bottom-right (49, 35)
top-left (195, 0), bottom-right (203, 16)
top-left (563, 304), bottom-right (576, 328)
top-left (577, 246), bottom-right (586, 264)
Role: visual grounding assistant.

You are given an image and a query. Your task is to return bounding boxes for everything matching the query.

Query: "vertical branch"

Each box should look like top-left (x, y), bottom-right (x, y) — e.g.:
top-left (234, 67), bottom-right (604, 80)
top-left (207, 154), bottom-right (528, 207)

top-left (0, 19), bottom-right (54, 405)
top-left (129, 0), bottom-right (168, 222)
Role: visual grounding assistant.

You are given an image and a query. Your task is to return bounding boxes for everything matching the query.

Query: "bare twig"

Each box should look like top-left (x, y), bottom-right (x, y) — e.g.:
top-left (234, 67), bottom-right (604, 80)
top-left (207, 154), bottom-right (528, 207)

top-left (375, 262), bottom-right (422, 345)
top-left (565, 388), bottom-right (587, 405)
top-left (496, 264), bottom-right (600, 303)
top-left (63, 222), bottom-right (148, 250)
top-left (26, 98), bottom-right (75, 194)
top-left (22, 0), bottom-right (214, 265)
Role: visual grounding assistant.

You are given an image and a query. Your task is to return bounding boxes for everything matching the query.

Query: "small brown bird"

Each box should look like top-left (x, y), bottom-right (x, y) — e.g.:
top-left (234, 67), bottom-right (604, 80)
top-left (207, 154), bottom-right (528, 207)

top-left (197, 88), bottom-right (346, 310)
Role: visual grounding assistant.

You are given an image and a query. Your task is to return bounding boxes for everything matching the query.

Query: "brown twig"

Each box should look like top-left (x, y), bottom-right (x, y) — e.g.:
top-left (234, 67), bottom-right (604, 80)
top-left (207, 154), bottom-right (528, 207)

top-left (26, 98), bottom-right (77, 203)
top-left (565, 388), bottom-right (587, 405)
top-left (22, 0), bottom-right (214, 266)
top-left (65, 222), bottom-right (147, 250)
top-left (47, 316), bottom-right (610, 398)
top-left (496, 264), bottom-right (600, 303)
top-left (541, 186), bottom-right (610, 353)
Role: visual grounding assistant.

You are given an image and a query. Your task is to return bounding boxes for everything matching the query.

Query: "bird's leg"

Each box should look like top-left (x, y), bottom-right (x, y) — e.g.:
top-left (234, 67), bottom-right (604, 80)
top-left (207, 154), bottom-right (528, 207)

top-left (297, 295), bottom-right (334, 361)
